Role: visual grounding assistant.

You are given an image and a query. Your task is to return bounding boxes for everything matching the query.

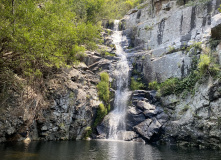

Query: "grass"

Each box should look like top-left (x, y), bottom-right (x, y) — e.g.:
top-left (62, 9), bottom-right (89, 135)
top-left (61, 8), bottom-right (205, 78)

top-left (148, 71), bottom-right (201, 96)
top-left (130, 77), bottom-right (145, 90)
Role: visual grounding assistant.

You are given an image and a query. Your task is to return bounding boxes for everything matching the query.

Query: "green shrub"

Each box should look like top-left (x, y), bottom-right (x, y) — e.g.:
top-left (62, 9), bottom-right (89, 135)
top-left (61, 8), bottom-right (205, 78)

top-left (158, 78), bottom-right (180, 95)
top-left (107, 104), bottom-right (111, 112)
top-left (84, 126), bottom-right (92, 139)
top-left (97, 81), bottom-right (109, 103)
top-left (130, 77), bottom-right (145, 90)
top-left (198, 54), bottom-right (211, 75)
top-left (94, 72), bottom-right (111, 127)
top-left (103, 0), bottom-right (145, 19)
top-left (105, 52), bottom-right (116, 57)
top-left (148, 81), bottom-right (158, 90)
top-left (0, 0), bottom-right (103, 83)
top-left (93, 103), bottom-right (107, 127)
top-left (186, 42), bottom-right (202, 53)
top-left (100, 72), bottom-right (109, 82)
top-left (150, 71), bottom-right (201, 97)
top-left (198, 54), bottom-right (220, 76)
top-left (97, 72), bottom-right (110, 103)
top-left (168, 46), bottom-right (175, 53)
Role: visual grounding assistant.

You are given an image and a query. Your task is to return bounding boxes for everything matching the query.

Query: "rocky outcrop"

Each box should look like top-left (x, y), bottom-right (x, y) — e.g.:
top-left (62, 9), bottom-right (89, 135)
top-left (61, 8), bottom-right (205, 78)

top-left (0, 66), bottom-right (102, 142)
top-left (126, 90), bottom-right (168, 142)
top-left (124, 0), bottom-right (221, 83)
top-left (32, 68), bottom-right (101, 141)
top-left (0, 31), bottom-right (116, 142)
top-left (122, 0), bottom-right (221, 149)
top-left (158, 78), bottom-right (221, 148)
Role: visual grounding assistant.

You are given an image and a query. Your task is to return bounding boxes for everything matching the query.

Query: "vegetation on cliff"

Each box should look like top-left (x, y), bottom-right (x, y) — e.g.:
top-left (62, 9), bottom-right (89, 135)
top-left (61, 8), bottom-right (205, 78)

top-left (149, 45), bottom-right (221, 97)
top-left (0, 0), bottom-right (145, 105)
top-left (94, 72), bottom-right (110, 127)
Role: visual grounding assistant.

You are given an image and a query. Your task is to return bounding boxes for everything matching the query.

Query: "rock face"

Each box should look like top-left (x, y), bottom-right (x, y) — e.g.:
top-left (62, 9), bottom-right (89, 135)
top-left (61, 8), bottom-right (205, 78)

top-left (125, 0), bottom-right (217, 50)
top-left (126, 90), bottom-right (168, 142)
top-left (0, 66), bottom-right (102, 142)
top-left (1, 0), bottom-right (221, 149)
top-left (33, 68), bottom-right (102, 141)
top-left (160, 79), bottom-right (221, 149)
top-left (122, 0), bottom-right (221, 149)
top-left (0, 32), bottom-right (115, 142)
top-left (124, 0), bottom-right (221, 83)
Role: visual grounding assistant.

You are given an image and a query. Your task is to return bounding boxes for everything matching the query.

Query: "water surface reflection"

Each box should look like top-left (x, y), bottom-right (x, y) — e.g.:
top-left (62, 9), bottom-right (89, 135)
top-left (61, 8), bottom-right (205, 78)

top-left (0, 140), bottom-right (220, 160)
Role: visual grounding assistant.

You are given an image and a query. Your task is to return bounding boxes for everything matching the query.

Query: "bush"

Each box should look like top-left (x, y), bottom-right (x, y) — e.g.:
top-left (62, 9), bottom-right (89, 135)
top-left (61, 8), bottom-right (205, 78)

top-left (130, 77), bottom-right (145, 90)
top-left (158, 78), bottom-right (180, 95)
top-left (186, 42), bottom-right (202, 53)
top-left (94, 72), bottom-right (111, 127)
top-left (148, 81), bottom-right (158, 90)
top-left (97, 81), bottom-right (109, 103)
top-left (0, 0), bottom-right (103, 81)
top-left (198, 54), bottom-right (211, 75)
top-left (100, 72), bottom-right (109, 82)
top-left (149, 71), bottom-right (201, 97)
top-left (198, 54), bottom-right (220, 76)
top-left (93, 103), bottom-right (107, 127)
top-left (105, 52), bottom-right (115, 57)
top-left (97, 72), bottom-right (110, 103)
top-left (84, 126), bottom-right (92, 139)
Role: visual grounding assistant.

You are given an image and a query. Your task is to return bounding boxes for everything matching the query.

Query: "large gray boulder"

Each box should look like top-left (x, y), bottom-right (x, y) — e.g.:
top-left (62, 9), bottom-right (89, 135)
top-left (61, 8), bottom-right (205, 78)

top-left (211, 13), bottom-right (221, 40)
top-left (134, 118), bottom-right (162, 141)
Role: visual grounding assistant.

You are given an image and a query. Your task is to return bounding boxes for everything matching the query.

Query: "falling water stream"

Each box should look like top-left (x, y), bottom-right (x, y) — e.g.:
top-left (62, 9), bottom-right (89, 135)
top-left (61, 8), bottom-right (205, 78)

top-left (108, 20), bottom-right (130, 140)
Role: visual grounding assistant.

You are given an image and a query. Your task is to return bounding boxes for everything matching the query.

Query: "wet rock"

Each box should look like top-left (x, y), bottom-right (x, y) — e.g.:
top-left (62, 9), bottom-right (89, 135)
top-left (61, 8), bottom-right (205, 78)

top-left (156, 112), bottom-right (169, 124)
top-left (88, 59), bottom-right (111, 73)
top-left (83, 51), bottom-right (102, 66)
top-left (121, 131), bottom-right (139, 141)
top-left (137, 101), bottom-right (155, 111)
top-left (126, 107), bottom-right (146, 130)
top-left (134, 118), bottom-right (162, 141)
top-left (143, 110), bottom-right (157, 118)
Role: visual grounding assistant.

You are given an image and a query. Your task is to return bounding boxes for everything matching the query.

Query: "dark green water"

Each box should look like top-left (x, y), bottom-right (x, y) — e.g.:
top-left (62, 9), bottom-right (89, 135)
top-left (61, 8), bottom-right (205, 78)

top-left (0, 140), bottom-right (221, 160)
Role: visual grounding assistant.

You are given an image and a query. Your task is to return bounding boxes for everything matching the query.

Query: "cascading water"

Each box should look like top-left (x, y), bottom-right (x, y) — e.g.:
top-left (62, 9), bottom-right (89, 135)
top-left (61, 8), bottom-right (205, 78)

top-left (108, 20), bottom-right (130, 140)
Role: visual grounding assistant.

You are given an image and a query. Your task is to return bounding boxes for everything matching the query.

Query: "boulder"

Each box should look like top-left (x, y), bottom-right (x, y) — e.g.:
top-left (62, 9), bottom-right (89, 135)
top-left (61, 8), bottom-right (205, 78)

top-left (211, 13), bottom-right (221, 40)
top-left (134, 118), bottom-right (162, 141)
top-left (122, 131), bottom-right (139, 141)
top-left (143, 110), bottom-right (157, 118)
top-left (126, 107), bottom-right (146, 130)
top-left (137, 100), bottom-right (155, 110)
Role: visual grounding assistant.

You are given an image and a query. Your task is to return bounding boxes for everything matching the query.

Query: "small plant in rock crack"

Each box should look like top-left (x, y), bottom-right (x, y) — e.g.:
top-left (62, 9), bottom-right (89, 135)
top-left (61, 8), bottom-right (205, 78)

top-left (198, 54), bottom-right (220, 77)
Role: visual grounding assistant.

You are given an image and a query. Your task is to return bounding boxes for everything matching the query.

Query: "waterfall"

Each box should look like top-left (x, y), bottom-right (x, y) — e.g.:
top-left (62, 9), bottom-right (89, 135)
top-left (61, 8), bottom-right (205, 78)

top-left (108, 20), bottom-right (130, 140)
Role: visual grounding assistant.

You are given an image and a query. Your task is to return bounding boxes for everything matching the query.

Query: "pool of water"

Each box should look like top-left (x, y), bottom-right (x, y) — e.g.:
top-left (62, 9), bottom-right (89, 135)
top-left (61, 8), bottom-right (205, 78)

top-left (0, 140), bottom-right (220, 160)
